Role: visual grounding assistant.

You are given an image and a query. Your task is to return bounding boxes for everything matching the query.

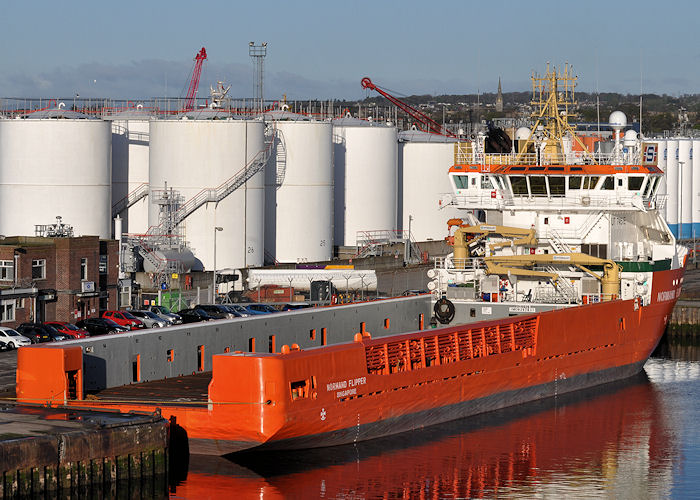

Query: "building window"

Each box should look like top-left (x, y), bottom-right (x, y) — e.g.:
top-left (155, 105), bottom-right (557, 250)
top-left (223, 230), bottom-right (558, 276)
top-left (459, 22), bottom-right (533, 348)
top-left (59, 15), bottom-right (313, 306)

top-left (0, 261), bottom-right (13, 281)
top-left (0, 300), bottom-right (14, 323)
top-left (32, 259), bottom-right (46, 280)
top-left (81, 258), bottom-right (88, 281)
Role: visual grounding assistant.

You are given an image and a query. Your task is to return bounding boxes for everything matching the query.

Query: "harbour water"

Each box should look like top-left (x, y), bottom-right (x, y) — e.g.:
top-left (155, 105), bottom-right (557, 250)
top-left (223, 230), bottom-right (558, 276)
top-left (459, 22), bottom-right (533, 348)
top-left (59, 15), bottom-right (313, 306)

top-left (169, 336), bottom-right (700, 499)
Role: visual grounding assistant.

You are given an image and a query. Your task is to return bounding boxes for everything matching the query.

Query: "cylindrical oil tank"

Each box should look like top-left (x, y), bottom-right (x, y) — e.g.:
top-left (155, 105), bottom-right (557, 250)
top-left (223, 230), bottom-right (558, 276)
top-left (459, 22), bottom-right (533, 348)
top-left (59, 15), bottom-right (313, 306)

top-left (142, 248), bottom-right (196, 273)
top-left (0, 116), bottom-right (111, 238)
top-left (108, 110), bottom-right (151, 235)
top-left (693, 139), bottom-right (700, 238)
top-left (148, 118), bottom-right (266, 270)
top-left (264, 120), bottom-right (333, 263)
top-left (654, 139), bottom-right (667, 221)
top-left (678, 139), bottom-right (693, 238)
top-left (399, 130), bottom-right (459, 241)
top-left (332, 117), bottom-right (397, 246)
top-left (664, 139), bottom-right (679, 236)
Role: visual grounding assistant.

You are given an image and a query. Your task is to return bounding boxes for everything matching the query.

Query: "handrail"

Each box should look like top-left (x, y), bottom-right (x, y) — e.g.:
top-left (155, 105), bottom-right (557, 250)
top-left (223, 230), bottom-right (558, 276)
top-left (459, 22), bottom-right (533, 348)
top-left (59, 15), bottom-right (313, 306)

top-left (112, 182), bottom-right (149, 217)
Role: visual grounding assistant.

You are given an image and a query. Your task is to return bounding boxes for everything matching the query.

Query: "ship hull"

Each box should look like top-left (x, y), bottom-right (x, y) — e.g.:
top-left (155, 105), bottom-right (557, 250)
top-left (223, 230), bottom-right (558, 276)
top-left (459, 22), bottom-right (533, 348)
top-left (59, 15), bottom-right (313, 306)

top-left (252, 359), bottom-right (647, 452)
top-left (14, 267), bottom-right (684, 455)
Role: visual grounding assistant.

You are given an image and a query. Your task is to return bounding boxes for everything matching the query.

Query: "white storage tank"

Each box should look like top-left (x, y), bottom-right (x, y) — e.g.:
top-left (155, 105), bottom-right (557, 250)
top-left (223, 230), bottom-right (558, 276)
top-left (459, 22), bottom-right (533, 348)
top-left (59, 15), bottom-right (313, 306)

top-left (693, 139), bottom-right (700, 239)
top-left (0, 112), bottom-right (111, 238)
top-left (664, 139), bottom-right (679, 236)
top-left (264, 116), bottom-right (333, 263)
top-left (399, 130), bottom-right (459, 241)
top-left (148, 118), bottom-right (266, 270)
top-left (654, 139), bottom-right (667, 220)
top-left (108, 109), bottom-right (151, 235)
top-left (678, 139), bottom-right (693, 238)
top-left (332, 117), bottom-right (397, 246)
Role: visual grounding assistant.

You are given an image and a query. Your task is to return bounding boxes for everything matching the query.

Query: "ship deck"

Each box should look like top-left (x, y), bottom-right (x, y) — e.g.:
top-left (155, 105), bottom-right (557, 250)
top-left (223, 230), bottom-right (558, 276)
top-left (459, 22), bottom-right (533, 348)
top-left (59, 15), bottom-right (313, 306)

top-left (87, 372), bottom-right (212, 407)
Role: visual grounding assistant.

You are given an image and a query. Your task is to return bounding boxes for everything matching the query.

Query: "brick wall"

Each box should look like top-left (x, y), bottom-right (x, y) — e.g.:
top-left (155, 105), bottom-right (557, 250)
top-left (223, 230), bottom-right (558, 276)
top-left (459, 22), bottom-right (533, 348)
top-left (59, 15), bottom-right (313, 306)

top-left (0, 236), bottom-right (118, 328)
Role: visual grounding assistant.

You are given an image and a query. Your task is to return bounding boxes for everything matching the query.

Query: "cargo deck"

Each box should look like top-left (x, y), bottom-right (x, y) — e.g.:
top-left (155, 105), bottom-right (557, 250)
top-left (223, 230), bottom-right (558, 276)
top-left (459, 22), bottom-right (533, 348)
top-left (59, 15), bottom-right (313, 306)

top-left (87, 372), bottom-right (212, 407)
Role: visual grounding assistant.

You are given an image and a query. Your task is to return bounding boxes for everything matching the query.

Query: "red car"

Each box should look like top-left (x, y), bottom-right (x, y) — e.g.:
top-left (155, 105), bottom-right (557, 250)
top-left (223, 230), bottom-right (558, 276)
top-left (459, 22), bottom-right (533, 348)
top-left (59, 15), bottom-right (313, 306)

top-left (102, 310), bottom-right (145, 330)
top-left (45, 321), bottom-right (88, 339)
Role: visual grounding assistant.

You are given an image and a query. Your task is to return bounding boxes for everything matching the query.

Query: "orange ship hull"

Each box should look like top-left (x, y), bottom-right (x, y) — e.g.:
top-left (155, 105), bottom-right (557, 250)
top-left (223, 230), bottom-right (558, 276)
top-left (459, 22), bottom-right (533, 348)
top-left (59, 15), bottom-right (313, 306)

top-left (15, 266), bottom-right (684, 454)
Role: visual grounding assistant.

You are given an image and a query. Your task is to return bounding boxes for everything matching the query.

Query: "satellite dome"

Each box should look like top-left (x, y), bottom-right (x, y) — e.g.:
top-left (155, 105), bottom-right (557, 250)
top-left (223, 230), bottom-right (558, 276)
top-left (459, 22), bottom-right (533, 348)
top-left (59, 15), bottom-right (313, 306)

top-left (515, 127), bottom-right (531, 140)
top-left (609, 111), bottom-right (627, 130)
top-left (623, 129), bottom-right (638, 147)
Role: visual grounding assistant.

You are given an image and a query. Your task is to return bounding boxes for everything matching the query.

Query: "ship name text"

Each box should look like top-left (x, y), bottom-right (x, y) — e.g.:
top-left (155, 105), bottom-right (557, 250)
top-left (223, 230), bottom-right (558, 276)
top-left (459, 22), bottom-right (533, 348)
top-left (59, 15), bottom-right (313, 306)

top-left (327, 377), bottom-right (367, 398)
top-left (656, 288), bottom-right (680, 303)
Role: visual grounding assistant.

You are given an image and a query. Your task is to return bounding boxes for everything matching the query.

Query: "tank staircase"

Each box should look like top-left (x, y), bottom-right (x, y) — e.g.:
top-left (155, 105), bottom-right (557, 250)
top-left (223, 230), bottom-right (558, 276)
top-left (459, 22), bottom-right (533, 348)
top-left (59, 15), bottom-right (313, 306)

top-left (151, 128), bottom-right (276, 230)
top-left (274, 131), bottom-right (287, 186)
top-left (112, 183), bottom-right (150, 218)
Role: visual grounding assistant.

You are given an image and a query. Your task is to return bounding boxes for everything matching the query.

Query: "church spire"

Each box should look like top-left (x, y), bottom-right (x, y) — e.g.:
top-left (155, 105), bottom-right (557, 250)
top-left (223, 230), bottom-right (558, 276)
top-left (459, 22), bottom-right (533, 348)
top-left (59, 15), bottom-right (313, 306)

top-left (496, 76), bottom-right (503, 112)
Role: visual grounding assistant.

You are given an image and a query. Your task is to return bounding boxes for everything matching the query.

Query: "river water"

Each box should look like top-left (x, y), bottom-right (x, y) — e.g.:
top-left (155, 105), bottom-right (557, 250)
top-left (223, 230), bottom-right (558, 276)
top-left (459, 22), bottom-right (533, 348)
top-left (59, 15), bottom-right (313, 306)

top-left (169, 336), bottom-right (700, 499)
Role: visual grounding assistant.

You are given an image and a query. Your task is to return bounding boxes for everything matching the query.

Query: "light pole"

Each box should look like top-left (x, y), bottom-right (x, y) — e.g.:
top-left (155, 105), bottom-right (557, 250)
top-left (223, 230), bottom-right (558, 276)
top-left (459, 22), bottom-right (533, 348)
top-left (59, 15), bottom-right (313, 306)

top-left (212, 227), bottom-right (223, 303)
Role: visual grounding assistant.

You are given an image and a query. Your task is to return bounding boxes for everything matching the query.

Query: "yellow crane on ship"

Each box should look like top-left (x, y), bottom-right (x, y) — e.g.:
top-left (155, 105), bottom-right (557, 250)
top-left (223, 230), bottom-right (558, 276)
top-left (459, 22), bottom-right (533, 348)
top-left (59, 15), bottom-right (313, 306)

top-left (483, 253), bottom-right (622, 302)
top-left (447, 218), bottom-right (538, 260)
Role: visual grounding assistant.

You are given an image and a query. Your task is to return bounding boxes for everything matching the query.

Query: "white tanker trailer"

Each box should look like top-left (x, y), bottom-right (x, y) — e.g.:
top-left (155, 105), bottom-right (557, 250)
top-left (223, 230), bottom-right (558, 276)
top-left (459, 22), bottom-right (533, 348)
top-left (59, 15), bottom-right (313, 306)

top-left (245, 269), bottom-right (377, 293)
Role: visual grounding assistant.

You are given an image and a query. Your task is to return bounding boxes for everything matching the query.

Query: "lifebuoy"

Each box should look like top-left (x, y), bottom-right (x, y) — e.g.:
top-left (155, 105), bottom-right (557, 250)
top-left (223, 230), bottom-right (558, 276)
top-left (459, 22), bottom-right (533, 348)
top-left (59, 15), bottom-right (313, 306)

top-left (434, 298), bottom-right (456, 325)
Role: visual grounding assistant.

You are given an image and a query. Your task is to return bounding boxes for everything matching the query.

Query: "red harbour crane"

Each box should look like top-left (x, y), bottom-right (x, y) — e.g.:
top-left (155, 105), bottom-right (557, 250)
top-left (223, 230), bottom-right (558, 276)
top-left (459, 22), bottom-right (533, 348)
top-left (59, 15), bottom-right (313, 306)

top-left (184, 47), bottom-right (207, 111)
top-left (360, 77), bottom-right (456, 138)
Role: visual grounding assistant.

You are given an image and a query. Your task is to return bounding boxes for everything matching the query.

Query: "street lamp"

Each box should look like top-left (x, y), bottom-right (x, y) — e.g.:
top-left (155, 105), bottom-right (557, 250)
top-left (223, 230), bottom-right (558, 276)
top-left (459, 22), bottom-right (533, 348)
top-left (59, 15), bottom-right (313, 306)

top-left (212, 227), bottom-right (223, 302)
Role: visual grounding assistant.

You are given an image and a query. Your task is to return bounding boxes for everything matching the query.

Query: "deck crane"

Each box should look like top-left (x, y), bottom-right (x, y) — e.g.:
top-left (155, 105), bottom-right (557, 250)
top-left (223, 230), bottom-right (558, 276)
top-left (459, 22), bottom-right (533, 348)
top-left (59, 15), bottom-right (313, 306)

top-left (360, 77), bottom-right (457, 138)
top-left (184, 47), bottom-right (207, 111)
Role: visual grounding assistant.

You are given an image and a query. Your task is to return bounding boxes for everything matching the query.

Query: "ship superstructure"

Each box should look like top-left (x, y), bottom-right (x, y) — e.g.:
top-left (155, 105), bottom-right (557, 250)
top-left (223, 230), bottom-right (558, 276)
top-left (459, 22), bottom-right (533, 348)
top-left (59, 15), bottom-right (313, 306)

top-left (429, 64), bottom-right (684, 324)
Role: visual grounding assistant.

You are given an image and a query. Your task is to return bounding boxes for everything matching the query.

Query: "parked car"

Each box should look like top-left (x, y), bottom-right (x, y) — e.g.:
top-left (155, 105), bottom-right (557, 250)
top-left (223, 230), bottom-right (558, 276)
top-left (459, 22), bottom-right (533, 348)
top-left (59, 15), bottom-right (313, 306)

top-left (221, 304), bottom-right (250, 318)
top-left (195, 304), bottom-right (236, 319)
top-left (102, 310), bottom-right (145, 330)
top-left (76, 318), bottom-right (129, 336)
top-left (45, 321), bottom-right (88, 339)
top-left (281, 303), bottom-right (312, 311)
top-left (0, 326), bottom-right (32, 349)
top-left (147, 305), bottom-right (183, 325)
top-left (129, 310), bottom-right (168, 328)
top-left (177, 308), bottom-right (217, 324)
top-left (244, 303), bottom-right (278, 315)
top-left (16, 323), bottom-right (62, 343)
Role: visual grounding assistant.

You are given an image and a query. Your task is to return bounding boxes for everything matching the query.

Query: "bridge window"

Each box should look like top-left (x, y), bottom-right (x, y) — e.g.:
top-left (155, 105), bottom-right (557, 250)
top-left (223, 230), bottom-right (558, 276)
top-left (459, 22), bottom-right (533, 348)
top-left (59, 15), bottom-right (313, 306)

top-left (568, 176), bottom-right (582, 189)
top-left (453, 175), bottom-right (469, 189)
top-left (529, 176), bottom-right (547, 196)
top-left (548, 177), bottom-right (565, 197)
top-left (510, 176), bottom-right (528, 195)
top-left (628, 176), bottom-right (644, 191)
top-left (601, 176), bottom-right (614, 190)
top-left (481, 175), bottom-right (492, 189)
top-left (584, 176), bottom-right (600, 189)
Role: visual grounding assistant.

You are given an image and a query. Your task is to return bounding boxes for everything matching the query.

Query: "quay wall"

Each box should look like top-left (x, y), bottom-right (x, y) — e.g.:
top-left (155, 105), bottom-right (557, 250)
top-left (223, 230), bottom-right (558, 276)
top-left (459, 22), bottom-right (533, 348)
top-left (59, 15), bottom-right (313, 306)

top-left (0, 412), bottom-right (167, 497)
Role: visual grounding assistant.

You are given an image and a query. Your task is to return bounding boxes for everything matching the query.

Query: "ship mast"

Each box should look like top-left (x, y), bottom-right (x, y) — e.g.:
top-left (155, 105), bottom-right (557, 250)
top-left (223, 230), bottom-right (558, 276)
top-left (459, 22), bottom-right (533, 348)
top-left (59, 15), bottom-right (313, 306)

top-left (517, 63), bottom-right (594, 164)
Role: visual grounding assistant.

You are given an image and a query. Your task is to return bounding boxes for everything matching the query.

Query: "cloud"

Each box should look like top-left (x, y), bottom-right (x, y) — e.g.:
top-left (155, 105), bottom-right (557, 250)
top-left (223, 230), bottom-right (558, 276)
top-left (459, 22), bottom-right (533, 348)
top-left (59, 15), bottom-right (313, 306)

top-left (0, 59), bottom-right (366, 101)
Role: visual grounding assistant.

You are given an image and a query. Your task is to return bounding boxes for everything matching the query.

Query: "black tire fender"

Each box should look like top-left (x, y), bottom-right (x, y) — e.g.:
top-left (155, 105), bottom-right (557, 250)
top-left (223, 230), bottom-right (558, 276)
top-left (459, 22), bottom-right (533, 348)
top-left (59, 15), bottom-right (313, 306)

top-left (434, 297), bottom-right (456, 324)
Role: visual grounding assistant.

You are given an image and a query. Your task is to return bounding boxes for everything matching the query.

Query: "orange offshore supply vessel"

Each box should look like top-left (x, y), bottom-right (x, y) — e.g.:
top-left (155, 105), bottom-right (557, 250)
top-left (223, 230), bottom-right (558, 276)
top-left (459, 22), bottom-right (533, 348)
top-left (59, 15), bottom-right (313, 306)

top-left (15, 65), bottom-right (687, 454)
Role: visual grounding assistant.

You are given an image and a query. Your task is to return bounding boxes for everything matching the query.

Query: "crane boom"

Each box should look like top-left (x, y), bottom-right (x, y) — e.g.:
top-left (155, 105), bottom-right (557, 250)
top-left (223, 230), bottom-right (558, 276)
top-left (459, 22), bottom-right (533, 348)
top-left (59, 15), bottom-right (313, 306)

top-left (184, 47), bottom-right (207, 111)
top-left (361, 77), bottom-right (456, 138)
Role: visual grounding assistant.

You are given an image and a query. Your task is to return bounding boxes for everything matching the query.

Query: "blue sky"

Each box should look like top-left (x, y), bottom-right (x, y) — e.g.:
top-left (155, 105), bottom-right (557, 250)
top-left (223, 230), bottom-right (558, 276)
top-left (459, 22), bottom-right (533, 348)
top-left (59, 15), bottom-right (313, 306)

top-left (1, 0), bottom-right (698, 99)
